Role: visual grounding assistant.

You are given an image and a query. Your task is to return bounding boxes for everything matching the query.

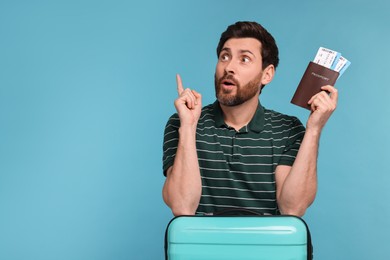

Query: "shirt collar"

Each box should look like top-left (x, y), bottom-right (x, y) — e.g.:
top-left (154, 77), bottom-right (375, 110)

top-left (212, 100), bottom-right (265, 133)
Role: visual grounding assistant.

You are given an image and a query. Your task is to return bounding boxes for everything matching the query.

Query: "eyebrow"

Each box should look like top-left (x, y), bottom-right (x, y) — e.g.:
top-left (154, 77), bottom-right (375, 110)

top-left (221, 47), bottom-right (256, 57)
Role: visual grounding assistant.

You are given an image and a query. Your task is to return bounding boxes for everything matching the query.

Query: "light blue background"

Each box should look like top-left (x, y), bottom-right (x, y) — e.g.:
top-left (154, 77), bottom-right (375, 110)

top-left (0, 0), bottom-right (389, 259)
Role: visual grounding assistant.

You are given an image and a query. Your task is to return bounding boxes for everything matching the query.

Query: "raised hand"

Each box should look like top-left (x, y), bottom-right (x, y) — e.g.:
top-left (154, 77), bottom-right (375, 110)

top-left (306, 85), bottom-right (338, 133)
top-left (174, 74), bottom-right (202, 128)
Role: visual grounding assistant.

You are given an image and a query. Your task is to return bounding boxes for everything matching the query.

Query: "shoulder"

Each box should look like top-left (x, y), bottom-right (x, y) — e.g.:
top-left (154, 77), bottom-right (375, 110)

top-left (200, 103), bottom-right (215, 115)
top-left (262, 108), bottom-right (305, 139)
top-left (165, 112), bottom-right (180, 130)
top-left (263, 107), bottom-right (303, 127)
top-left (199, 103), bottom-right (216, 121)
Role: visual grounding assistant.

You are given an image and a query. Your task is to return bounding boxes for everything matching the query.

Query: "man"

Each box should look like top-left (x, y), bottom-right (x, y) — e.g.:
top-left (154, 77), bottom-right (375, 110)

top-left (162, 21), bottom-right (337, 217)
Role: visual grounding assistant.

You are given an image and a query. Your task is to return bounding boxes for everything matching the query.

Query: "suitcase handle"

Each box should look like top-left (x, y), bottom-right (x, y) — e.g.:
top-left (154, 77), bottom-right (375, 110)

top-left (207, 208), bottom-right (264, 216)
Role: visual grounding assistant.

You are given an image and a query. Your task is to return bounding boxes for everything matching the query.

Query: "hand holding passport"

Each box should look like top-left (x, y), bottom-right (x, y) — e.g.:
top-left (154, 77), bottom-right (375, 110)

top-left (291, 47), bottom-right (351, 110)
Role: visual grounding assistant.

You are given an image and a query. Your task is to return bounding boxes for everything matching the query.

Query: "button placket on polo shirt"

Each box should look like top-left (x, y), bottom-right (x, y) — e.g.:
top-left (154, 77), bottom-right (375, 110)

top-left (232, 125), bottom-right (249, 162)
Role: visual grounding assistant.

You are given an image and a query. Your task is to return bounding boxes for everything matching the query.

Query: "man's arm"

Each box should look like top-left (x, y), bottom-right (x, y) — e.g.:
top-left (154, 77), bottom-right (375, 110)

top-left (276, 85), bottom-right (338, 216)
top-left (162, 75), bottom-right (203, 216)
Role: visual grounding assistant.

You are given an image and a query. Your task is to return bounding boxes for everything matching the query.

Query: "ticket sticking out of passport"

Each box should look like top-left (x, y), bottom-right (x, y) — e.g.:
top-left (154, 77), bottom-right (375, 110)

top-left (291, 47), bottom-right (351, 110)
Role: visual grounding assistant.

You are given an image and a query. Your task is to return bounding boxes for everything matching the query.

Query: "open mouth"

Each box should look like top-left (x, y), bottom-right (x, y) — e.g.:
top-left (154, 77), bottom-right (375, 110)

top-left (221, 79), bottom-right (236, 87)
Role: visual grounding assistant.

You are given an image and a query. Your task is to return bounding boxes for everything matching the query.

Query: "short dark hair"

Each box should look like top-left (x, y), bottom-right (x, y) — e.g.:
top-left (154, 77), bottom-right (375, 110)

top-left (216, 21), bottom-right (279, 69)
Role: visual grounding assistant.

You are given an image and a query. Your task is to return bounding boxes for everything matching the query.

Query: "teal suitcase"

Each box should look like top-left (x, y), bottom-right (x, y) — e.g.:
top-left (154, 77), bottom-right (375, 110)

top-left (165, 214), bottom-right (313, 260)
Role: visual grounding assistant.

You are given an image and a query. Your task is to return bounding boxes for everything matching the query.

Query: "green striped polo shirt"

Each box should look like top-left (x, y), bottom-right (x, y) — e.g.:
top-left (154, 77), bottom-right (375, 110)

top-left (163, 100), bottom-right (305, 215)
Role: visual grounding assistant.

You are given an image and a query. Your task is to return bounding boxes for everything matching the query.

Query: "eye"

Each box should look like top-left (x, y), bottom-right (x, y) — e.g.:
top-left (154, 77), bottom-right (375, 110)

top-left (241, 56), bottom-right (251, 63)
top-left (220, 53), bottom-right (230, 61)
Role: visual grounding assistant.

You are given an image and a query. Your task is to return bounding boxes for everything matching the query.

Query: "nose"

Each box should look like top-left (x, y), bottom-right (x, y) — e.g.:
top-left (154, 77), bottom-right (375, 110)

top-left (224, 60), bottom-right (236, 75)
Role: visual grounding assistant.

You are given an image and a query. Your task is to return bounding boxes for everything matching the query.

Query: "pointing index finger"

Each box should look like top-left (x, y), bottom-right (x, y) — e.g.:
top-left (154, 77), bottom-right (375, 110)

top-left (176, 74), bottom-right (184, 95)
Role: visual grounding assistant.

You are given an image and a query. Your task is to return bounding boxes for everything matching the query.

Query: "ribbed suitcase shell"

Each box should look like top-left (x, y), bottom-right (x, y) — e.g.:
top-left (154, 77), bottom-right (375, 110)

top-left (165, 215), bottom-right (312, 260)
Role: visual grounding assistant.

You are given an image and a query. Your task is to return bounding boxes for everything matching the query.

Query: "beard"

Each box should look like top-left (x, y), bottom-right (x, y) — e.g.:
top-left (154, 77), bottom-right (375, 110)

top-left (214, 72), bottom-right (263, 106)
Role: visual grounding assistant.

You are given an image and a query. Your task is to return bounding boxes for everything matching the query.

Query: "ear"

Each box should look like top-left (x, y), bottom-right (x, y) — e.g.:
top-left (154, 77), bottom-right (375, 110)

top-left (260, 64), bottom-right (275, 86)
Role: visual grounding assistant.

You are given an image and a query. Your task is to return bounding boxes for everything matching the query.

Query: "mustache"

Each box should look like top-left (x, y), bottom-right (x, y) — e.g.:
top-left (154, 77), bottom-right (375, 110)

top-left (218, 73), bottom-right (239, 86)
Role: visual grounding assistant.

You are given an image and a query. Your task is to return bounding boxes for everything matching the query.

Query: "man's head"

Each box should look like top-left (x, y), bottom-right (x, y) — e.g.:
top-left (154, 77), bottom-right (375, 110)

top-left (214, 21), bottom-right (279, 106)
top-left (216, 21), bottom-right (279, 70)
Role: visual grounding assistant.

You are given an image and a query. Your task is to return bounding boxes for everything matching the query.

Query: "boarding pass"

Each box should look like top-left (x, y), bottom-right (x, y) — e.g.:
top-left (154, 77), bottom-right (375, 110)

top-left (313, 47), bottom-right (351, 77)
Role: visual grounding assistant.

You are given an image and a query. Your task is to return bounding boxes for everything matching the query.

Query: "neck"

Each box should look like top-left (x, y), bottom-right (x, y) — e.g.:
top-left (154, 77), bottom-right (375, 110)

top-left (220, 95), bottom-right (259, 131)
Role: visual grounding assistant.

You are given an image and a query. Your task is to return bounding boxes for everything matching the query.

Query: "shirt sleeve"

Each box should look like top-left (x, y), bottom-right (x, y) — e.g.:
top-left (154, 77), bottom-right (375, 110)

top-left (162, 113), bottom-right (180, 176)
top-left (278, 117), bottom-right (305, 166)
